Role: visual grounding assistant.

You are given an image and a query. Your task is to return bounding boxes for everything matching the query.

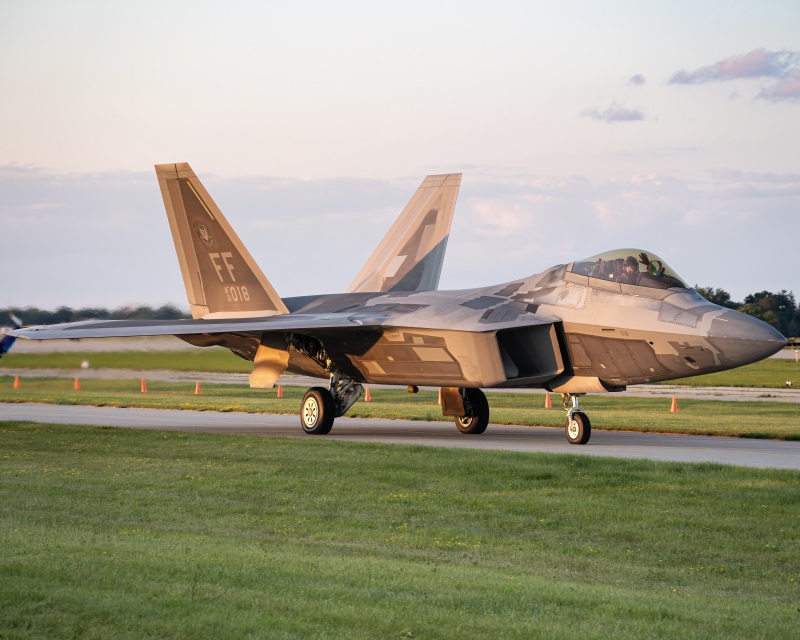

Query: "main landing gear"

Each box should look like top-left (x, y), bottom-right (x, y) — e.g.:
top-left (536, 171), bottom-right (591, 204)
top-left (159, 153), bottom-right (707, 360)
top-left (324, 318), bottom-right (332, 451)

top-left (290, 335), bottom-right (364, 435)
top-left (454, 388), bottom-right (490, 434)
top-left (562, 393), bottom-right (591, 445)
top-left (300, 373), bottom-right (363, 435)
top-left (439, 387), bottom-right (490, 434)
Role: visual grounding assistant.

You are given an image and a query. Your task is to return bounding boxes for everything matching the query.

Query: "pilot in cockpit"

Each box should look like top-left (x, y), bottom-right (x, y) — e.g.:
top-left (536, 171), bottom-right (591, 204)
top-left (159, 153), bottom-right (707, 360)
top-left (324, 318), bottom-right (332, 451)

top-left (621, 255), bottom-right (640, 285)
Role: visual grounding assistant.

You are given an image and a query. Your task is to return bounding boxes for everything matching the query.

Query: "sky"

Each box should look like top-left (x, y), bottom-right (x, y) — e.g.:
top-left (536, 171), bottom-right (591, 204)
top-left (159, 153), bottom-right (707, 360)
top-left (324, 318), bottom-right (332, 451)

top-left (2, 0), bottom-right (799, 310)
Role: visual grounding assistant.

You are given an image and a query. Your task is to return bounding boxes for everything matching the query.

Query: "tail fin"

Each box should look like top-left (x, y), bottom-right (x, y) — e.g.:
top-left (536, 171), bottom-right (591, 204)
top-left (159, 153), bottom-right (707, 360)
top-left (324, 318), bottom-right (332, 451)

top-left (347, 173), bottom-right (461, 293)
top-left (0, 313), bottom-right (20, 357)
top-left (156, 163), bottom-right (288, 319)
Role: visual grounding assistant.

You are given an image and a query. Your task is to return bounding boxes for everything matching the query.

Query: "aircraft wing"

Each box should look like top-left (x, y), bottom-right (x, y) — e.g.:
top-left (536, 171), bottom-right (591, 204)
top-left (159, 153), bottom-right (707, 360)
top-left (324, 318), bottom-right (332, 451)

top-left (9, 306), bottom-right (558, 342)
top-left (9, 315), bottom-right (370, 341)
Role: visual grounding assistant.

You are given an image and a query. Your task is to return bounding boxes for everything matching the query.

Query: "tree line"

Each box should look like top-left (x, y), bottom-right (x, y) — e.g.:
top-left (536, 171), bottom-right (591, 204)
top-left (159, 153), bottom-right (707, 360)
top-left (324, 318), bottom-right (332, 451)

top-left (4, 289), bottom-right (800, 337)
top-left (1, 304), bottom-right (189, 326)
top-left (694, 287), bottom-right (798, 337)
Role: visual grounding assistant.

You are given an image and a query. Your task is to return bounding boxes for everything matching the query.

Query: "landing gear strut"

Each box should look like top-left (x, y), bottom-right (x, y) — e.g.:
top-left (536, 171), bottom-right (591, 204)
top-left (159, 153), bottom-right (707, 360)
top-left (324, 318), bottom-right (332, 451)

top-left (292, 334), bottom-right (364, 435)
top-left (562, 393), bottom-right (591, 445)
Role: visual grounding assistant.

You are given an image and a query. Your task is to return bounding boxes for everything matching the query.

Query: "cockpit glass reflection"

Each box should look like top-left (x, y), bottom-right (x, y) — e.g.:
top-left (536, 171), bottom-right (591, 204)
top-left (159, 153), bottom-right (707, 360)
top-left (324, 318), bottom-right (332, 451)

top-left (570, 249), bottom-right (689, 290)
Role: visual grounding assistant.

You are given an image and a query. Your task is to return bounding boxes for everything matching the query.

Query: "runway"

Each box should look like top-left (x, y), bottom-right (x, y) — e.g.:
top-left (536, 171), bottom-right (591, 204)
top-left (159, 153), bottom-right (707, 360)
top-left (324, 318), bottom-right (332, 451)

top-left (3, 402), bottom-right (799, 470)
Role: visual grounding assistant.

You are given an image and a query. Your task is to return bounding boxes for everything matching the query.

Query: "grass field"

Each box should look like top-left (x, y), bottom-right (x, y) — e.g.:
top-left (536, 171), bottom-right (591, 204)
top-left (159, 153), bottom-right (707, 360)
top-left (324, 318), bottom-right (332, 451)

top-left (3, 376), bottom-right (800, 440)
top-left (1, 422), bottom-right (798, 639)
top-left (2, 349), bottom-right (799, 388)
top-left (0, 348), bottom-right (252, 373)
top-left (661, 357), bottom-right (799, 388)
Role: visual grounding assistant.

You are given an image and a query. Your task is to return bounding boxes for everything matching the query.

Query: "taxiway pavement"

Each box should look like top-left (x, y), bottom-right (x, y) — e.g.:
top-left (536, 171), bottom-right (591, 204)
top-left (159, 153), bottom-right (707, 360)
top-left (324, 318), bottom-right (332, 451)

top-left (3, 402), bottom-right (799, 471)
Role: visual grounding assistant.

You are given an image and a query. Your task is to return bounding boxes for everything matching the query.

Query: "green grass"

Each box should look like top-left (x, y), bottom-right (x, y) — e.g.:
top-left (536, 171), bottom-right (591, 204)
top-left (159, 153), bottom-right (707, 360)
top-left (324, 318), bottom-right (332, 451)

top-left (0, 348), bottom-right (251, 373)
top-left (2, 349), bottom-right (799, 387)
top-left (661, 357), bottom-right (800, 388)
top-left (3, 376), bottom-right (800, 440)
top-left (1, 422), bottom-right (798, 639)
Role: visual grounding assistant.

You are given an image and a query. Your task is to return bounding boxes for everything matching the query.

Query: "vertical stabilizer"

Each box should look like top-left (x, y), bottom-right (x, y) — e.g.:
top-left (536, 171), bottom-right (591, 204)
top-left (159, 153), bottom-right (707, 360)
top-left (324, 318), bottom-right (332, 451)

top-left (156, 163), bottom-right (289, 319)
top-left (347, 173), bottom-right (461, 293)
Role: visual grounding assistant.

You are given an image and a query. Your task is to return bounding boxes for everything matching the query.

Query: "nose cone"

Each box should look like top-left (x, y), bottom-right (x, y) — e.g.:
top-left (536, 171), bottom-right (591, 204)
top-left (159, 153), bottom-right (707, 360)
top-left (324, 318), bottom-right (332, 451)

top-left (708, 310), bottom-right (788, 367)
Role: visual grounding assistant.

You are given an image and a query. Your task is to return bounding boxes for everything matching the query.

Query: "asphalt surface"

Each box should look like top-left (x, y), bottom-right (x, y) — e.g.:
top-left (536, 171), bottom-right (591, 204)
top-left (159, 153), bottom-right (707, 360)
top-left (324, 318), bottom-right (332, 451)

top-left (3, 402), bottom-right (799, 471)
top-left (4, 339), bottom-right (799, 469)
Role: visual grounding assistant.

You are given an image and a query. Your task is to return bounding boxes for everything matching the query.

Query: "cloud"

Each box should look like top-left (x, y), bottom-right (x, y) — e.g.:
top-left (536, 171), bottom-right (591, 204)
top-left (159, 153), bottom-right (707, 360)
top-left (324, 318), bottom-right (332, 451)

top-left (2, 165), bottom-right (799, 306)
top-left (581, 103), bottom-right (646, 123)
top-left (758, 68), bottom-right (800, 102)
top-left (668, 48), bottom-right (800, 103)
top-left (627, 74), bottom-right (646, 86)
top-left (669, 48), bottom-right (799, 84)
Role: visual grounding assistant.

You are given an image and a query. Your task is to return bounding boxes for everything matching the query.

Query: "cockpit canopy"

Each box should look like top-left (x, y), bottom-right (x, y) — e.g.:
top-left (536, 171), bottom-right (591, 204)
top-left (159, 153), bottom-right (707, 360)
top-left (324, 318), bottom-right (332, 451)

top-left (570, 249), bottom-right (689, 291)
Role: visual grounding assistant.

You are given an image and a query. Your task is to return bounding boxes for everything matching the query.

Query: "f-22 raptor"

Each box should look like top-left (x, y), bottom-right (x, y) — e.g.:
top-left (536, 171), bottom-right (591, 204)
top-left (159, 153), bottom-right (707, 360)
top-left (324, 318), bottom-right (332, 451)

top-left (11, 163), bottom-right (787, 444)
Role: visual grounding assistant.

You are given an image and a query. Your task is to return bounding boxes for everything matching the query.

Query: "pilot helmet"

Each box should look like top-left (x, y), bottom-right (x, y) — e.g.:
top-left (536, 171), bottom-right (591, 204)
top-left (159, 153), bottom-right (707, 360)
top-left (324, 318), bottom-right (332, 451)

top-left (623, 256), bottom-right (638, 271)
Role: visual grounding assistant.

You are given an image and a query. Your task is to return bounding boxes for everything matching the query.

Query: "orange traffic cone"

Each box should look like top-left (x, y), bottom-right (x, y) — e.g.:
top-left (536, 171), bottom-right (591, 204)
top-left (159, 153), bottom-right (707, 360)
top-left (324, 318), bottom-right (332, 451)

top-left (277, 384), bottom-right (283, 398)
top-left (140, 379), bottom-right (147, 394)
top-left (73, 378), bottom-right (81, 391)
top-left (195, 381), bottom-right (201, 395)
top-left (13, 375), bottom-right (20, 389)
top-left (545, 392), bottom-right (552, 408)
top-left (364, 387), bottom-right (371, 402)
top-left (670, 396), bottom-right (678, 413)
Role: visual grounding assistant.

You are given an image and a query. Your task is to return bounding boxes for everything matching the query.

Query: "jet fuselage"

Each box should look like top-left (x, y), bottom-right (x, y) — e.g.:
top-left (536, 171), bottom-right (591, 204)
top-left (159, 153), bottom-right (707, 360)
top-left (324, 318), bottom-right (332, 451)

top-left (184, 258), bottom-right (785, 395)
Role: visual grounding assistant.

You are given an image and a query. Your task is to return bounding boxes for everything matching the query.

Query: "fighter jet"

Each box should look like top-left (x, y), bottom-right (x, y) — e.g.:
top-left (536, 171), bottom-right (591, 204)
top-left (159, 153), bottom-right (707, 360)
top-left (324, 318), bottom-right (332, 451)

top-left (10, 163), bottom-right (787, 444)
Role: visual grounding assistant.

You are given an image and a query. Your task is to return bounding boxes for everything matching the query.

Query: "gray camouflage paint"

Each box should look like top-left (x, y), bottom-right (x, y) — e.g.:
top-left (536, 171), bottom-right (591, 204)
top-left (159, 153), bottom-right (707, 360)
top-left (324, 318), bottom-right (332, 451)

top-left (13, 165), bottom-right (787, 397)
top-left (347, 173), bottom-right (460, 294)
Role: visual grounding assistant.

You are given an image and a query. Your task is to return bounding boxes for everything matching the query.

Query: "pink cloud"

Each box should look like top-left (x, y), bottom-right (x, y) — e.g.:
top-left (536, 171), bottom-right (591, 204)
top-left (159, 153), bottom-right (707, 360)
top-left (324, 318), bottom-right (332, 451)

top-left (669, 48), bottom-right (799, 84)
top-left (759, 69), bottom-right (800, 102)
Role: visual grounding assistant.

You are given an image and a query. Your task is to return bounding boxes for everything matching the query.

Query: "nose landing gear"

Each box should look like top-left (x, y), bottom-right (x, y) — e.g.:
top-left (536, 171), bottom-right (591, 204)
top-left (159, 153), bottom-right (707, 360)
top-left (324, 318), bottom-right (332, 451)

top-left (562, 393), bottom-right (591, 445)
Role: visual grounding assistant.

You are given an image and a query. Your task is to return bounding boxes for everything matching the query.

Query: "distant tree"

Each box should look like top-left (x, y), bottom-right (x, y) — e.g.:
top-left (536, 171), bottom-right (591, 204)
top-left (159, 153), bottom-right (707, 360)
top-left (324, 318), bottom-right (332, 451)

top-left (738, 290), bottom-right (797, 337)
top-left (736, 303), bottom-right (781, 329)
top-left (74, 307), bottom-right (111, 320)
top-left (50, 306), bottom-right (75, 324)
top-left (153, 304), bottom-right (186, 320)
top-left (1, 304), bottom-right (190, 325)
top-left (694, 286), bottom-right (739, 309)
top-left (111, 305), bottom-right (155, 320)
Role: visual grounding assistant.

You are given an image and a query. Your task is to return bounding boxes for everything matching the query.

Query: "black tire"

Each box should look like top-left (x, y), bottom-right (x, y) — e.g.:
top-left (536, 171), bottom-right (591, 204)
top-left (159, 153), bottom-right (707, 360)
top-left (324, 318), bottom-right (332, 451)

top-left (455, 388), bottom-right (490, 434)
top-left (565, 411), bottom-right (591, 445)
top-left (300, 387), bottom-right (335, 435)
